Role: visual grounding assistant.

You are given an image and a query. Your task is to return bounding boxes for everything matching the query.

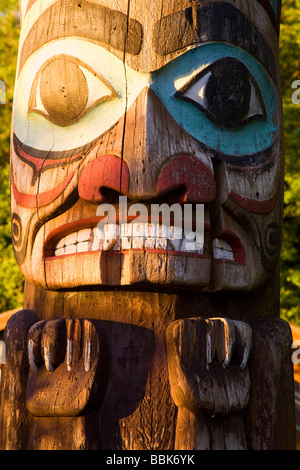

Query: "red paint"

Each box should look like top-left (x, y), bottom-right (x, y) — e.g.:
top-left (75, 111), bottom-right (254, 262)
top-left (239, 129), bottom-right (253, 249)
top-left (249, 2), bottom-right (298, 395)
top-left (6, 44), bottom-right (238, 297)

top-left (16, 144), bottom-right (82, 173)
top-left (78, 155), bottom-right (130, 202)
top-left (45, 248), bottom-right (210, 260)
top-left (157, 154), bottom-right (216, 203)
top-left (12, 171), bottom-right (75, 208)
top-left (229, 190), bottom-right (278, 214)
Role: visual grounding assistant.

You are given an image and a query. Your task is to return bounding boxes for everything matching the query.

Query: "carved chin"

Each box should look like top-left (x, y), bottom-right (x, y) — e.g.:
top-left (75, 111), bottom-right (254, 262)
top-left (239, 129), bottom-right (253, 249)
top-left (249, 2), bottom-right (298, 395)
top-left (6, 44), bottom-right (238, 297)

top-left (39, 249), bottom-right (265, 293)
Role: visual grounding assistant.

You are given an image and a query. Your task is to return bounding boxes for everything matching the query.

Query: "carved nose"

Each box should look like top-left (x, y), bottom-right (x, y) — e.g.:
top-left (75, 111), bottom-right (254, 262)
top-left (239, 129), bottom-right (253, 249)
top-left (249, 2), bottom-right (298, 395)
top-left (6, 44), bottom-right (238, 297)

top-left (78, 88), bottom-right (216, 205)
top-left (157, 154), bottom-right (216, 203)
top-left (123, 87), bottom-right (216, 202)
top-left (78, 155), bottom-right (130, 202)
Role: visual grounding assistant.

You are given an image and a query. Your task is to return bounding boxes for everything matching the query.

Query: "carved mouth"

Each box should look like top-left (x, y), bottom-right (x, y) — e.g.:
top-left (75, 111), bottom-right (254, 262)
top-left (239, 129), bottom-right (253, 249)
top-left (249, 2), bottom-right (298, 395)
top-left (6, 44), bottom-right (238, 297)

top-left (47, 222), bottom-right (207, 257)
top-left (43, 218), bottom-right (245, 264)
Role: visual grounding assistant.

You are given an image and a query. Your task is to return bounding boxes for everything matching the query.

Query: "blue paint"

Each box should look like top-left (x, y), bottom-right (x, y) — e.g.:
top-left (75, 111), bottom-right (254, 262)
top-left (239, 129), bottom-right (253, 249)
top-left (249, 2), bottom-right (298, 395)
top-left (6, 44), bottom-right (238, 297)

top-left (270, 0), bottom-right (279, 15)
top-left (150, 44), bottom-right (278, 156)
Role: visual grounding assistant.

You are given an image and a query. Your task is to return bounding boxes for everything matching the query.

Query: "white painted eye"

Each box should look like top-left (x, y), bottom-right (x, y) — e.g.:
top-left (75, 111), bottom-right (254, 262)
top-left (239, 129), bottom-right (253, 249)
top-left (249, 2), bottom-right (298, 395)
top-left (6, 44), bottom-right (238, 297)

top-left (28, 55), bottom-right (118, 127)
top-left (178, 71), bottom-right (210, 110)
top-left (175, 58), bottom-right (266, 129)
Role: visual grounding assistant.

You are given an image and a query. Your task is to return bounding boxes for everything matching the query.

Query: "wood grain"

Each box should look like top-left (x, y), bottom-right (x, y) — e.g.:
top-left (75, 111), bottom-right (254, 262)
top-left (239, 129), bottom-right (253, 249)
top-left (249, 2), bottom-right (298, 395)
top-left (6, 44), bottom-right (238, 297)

top-left (4, 0), bottom-right (296, 451)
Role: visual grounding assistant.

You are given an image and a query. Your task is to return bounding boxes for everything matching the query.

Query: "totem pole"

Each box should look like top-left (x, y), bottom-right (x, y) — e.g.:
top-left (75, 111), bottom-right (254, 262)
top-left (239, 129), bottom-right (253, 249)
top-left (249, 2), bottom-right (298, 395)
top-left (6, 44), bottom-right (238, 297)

top-left (0, 0), bottom-right (296, 450)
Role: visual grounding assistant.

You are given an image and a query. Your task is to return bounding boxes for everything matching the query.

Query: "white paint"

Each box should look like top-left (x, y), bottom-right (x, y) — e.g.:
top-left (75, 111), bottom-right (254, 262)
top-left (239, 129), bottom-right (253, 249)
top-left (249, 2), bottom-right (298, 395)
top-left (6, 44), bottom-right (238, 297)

top-left (213, 238), bottom-right (234, 261)
top-left (155, 238), bottom-right (167, 250)
top-left (247, 81), bottom-right (265, 119)
top-left (77, 228), bottom-right (93, 243)
top-left (144, 238), bottom-right (156, 249)
top-left (178, 72), bottom-right (211, 110)
top-left (103, 223), bottom-right (119, 251)
top-left (121, 237), bottom-right (132, 250)
top-left (0, 340), bottom-right (5, 365)
top-left (174, 65), bottom-right (210, 91)
top-left (20, 0), bottom-right (58, 40)
top-left (79, 65), bottom-right (115, 107)
top-left (64, 232), bottom-right (78, 246)
top-left (206, 332), bottom-right (213, 364)
top-left (54, 222), bottom-right (205, 255)
top-left (85, 339), bottom-right (91, 372)
top-left (28, 339), bottom-right (38, 372)
top-left (77, 241), bottom-right (91, 253)
top-left (132, 237), bottom-right (144, 249)
top-left (14, 40), bottom-right (151, 152)
top-left (67, 339), bottom-right (72, 371)
top-left (43, 345), bottom-right (54, 372)
top-left (54, 247), bottom-right (65, 256)
top-left (65, 245), bottom-right (77, 254)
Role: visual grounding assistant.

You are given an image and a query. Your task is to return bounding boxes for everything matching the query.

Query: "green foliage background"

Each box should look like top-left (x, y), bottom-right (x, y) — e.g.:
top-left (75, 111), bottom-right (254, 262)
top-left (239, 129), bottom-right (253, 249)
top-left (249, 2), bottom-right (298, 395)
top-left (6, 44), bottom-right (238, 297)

top-left (279, 0), bottom-right (300, 322)
top-left (0, 0), bottom-right (299, 321)
top-left (0, 0), bottom-right (24, 311)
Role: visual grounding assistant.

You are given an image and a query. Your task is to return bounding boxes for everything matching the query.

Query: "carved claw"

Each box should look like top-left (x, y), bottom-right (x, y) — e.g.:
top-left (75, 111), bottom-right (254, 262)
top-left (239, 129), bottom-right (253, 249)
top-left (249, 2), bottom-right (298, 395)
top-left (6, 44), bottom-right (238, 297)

top-left (205, 318), bottom-right (252, 370)
top-left (66, 338), bottom-right (72, 371)
top-left (234, 321), bottom-right (252, 370)
top-left (166, 317), bottom-right (253, 417)
top-left (28, 339), bottom-right (39, 373)
top-left (206, 318), bottom-right (236, 369)
top-left (27, 321), bottom-right (46, 372)
top-left (41, 319), bottom-right (67, 373)
top-left (27, 318), bottom-right (101, 374)
top-left (43, 345), bottom-right (54, 372)
top-left (82, 319), bottom-right (100, 373)
top-left (222, 319), bottom-right (236, 368)
top-left (85, 338), bottom-right (91, 372)
top-left (65, 319), bottom-right (81, 371)
top-left (26, 319), bottom-right (107, 418)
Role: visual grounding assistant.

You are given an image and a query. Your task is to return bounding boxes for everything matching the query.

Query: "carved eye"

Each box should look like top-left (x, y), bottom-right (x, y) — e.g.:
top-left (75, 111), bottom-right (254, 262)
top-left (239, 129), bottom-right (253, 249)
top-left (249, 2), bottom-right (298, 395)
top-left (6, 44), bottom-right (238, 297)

top-left (175, 58), bottom-right (266, 129)
top-left (28, 56), bottom-right (117, 127)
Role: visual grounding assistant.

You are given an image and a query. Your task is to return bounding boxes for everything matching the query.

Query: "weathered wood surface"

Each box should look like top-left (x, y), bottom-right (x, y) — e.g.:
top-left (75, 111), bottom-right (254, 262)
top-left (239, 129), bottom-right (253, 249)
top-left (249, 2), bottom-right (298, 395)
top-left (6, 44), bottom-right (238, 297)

top-left (0, 310), bottom-right (38, 449)
top-left (290, 323), bottom-right (300, 450)
top-left (0, 0), bottom-right (296, 450)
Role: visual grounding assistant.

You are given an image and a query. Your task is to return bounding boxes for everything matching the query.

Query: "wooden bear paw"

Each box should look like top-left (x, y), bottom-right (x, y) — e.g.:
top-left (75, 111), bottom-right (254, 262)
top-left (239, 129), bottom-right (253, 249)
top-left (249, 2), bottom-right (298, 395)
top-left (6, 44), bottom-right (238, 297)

top-left (166, 317), bottom-right (252, 417)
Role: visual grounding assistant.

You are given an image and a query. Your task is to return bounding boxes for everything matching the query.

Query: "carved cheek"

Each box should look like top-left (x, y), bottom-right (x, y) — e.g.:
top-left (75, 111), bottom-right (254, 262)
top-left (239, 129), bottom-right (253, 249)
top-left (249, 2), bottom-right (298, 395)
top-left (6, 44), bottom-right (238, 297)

top-left (11, 147), bottom-right (81, 211)
top-left (224, 139), bottom-right (283, 217)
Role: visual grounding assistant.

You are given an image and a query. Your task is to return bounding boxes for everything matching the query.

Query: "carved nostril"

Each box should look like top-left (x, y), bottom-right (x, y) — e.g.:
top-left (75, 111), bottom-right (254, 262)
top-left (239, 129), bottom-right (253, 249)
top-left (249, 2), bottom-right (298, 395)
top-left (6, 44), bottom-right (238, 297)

top-left (155, 184), bottom-right (188, 205)
top-left (99, 187), bottom-right (124, 204)
top-left (157, 154), bottom-right (216, 204)
top-left (78, 155), bottom-right (130, 203)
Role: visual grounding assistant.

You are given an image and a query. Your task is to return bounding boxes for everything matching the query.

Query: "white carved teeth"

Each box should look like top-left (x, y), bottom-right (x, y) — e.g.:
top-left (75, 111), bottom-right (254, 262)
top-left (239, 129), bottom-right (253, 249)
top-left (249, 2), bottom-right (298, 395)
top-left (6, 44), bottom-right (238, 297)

top-left (54, 225), bottom-right (235, 262)
top-left (92, 227), bottom-right (104, 251)
top-left (213, 238), bottom-right (234, 261)
top-left (103, 223), bottom-right (119, 251)
top-left (54, 223), bottom-right (205, 256)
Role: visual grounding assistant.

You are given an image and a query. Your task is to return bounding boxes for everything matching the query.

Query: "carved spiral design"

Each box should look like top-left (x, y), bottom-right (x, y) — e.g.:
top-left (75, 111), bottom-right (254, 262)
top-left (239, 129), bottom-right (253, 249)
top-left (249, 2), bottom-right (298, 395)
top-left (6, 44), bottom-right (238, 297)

top-left (264, 222), bottom-right (281, 256)
top-left (11, 212), bottom-right (23, 248)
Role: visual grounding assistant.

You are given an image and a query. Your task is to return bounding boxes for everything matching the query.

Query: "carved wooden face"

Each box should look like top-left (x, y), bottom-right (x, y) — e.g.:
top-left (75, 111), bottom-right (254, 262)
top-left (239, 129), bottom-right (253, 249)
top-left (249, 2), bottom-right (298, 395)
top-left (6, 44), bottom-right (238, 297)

top-left (11, 0), bottom-right (283, 292)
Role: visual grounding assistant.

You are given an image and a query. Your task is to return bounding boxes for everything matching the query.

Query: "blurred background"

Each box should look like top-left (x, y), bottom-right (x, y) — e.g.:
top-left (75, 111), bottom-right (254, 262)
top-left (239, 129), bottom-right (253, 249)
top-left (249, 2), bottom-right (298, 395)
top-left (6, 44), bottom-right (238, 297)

top-left (0, 0), bottom-right (299, 324)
